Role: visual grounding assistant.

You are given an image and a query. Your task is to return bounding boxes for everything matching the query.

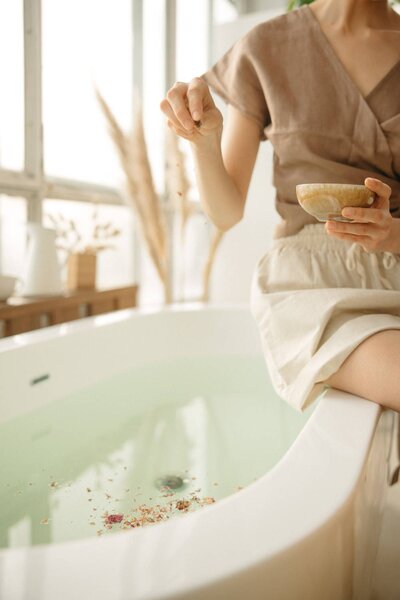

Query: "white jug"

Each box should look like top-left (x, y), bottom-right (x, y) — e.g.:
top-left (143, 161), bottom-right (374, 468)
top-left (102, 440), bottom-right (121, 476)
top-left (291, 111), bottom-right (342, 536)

top-left (21, 223), bottom-right (63, 296)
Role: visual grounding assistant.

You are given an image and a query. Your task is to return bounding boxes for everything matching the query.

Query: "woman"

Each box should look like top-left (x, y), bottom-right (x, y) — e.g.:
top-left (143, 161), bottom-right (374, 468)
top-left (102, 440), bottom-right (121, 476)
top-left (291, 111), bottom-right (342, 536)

top-left (160, 0), bottom-right (400, 413)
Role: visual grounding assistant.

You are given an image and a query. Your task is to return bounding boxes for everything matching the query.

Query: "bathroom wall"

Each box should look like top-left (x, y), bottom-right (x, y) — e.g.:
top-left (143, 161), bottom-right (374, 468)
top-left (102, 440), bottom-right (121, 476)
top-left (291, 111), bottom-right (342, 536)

top-left (208, 3), bottom-right (286, 304)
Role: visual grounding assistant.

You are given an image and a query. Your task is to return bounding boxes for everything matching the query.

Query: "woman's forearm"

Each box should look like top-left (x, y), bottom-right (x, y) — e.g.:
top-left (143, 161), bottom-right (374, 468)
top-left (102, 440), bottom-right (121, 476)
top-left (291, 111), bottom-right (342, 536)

top-left (190, 133), bottom-right (244, 232)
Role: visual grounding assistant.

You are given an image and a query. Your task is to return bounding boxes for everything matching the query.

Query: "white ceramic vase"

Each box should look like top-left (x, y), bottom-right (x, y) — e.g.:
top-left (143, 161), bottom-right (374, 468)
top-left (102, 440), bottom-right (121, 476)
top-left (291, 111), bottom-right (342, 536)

top-left (21, 223), bottom-right (63, 297)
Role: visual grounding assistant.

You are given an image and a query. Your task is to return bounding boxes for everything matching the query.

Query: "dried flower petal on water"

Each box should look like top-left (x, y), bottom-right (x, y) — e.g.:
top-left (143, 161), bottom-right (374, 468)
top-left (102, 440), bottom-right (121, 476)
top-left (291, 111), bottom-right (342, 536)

top-left (105, 514), bottom-right (124, 524)
top-left (89, 491), bottom-right (218, 535)
top-left (176, 500), bottom-right (191, 511)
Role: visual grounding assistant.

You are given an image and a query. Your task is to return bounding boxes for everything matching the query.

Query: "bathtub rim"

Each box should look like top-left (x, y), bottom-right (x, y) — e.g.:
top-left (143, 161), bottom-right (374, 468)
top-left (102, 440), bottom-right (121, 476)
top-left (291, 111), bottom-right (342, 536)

top-left (0, 302), bottom-right (383, 600)
top-left (0, 301), bottom-right (245, 354)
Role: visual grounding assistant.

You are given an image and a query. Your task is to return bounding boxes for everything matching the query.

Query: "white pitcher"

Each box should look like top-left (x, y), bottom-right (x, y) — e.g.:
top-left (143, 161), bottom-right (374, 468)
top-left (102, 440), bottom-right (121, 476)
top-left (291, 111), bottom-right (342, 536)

top-left (21, 223), bottom-right (63, 297)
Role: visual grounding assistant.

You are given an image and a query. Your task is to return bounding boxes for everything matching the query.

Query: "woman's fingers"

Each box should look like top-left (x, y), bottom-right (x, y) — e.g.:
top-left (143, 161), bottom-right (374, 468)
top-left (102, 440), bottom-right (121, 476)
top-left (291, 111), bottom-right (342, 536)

top-left (341, 207), bottom-right (388, 224)
top-left (165, 82), bottom-right (195, 131)
top-left (166, 121), bottom-right (194, 141)
top-left (364, 177), bottom-right (391, 209)
top-left (160, 77), bottom-right (222, 141)
top-left (187, 78), bottom-right (206, 122)
top-left (326, 178), bottom-right (394, 252)
top-left (325, 221), bottom-right (380, 237)
top-left (160, 98), bottom-right (190, 132)
top-left (325, 178), bottom-right (395, 252)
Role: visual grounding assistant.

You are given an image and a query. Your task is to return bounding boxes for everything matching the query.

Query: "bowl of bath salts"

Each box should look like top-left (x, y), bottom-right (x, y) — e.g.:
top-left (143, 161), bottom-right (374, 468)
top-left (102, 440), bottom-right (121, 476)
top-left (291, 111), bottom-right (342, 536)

top-left (296, 183), bottom-right (375, 222)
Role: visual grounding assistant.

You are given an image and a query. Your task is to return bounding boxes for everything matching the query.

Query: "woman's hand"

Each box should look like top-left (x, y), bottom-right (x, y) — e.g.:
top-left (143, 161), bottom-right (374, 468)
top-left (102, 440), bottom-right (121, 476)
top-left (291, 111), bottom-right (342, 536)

top-left (325, 178), bottom-right (400, 253)
top-left (160, 77), bottom-right (223, 143)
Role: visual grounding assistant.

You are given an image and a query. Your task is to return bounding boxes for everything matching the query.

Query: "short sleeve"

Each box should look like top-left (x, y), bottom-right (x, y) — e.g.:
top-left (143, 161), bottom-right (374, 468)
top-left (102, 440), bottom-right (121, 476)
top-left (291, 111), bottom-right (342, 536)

top-left (200, 27), bottom-right (271, 141)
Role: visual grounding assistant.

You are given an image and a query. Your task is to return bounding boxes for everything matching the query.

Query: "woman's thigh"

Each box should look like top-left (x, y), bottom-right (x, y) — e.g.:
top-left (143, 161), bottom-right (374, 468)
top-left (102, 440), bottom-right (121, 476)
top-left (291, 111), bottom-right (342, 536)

top-left (325, 329), bottom-right (400, 412)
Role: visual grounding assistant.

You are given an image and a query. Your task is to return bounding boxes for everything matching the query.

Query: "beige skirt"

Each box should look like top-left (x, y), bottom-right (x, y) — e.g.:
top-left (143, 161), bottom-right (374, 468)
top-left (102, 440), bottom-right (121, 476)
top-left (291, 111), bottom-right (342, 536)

top-left (250, 223), bottom-right (400, 412)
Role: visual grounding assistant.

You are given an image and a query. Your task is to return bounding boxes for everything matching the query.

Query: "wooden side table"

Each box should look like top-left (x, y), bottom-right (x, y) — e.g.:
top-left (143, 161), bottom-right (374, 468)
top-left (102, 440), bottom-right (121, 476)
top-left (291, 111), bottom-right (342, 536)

top-left (0, 285), bottom-right (138, 338)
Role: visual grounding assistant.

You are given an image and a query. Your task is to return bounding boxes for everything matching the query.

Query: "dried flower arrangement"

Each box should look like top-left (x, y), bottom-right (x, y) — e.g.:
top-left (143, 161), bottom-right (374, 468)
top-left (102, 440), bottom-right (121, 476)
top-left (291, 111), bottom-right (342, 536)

top-left (46, 209), bottom-right (121, 257)
top-left (96, 90), bottom-right (224, 304)
top-left (46, 209), bottom-right (121, 291)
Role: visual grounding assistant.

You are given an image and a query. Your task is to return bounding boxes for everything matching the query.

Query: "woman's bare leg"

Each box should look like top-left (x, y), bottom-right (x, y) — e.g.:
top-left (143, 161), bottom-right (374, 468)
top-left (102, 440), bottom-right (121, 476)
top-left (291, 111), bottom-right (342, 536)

top-left (325, 330), bottom-right (400, 413)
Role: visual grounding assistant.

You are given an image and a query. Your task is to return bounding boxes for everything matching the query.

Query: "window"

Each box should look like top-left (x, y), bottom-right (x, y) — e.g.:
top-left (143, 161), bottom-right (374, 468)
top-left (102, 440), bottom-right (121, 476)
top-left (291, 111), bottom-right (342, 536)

top-left (175, 0), bottom-right (211, 198)
top-left (0, 0), bottom-right (24, 171)
top-left (42, 0), bottom-right (133, 187)
top-left (213, 0), bottom-right (238, 24)
top-left (0, 1), bottom-right (211, 305)
top-left (142, 0), bottom-right (166, 197)
top-left (0, 0), bottom-right (136, 290)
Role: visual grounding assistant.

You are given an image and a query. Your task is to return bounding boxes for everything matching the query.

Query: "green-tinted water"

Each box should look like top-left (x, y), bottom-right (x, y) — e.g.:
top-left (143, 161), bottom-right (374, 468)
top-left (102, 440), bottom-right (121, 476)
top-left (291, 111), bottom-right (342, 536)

top-left (0, 355), bottom-right (315, 548)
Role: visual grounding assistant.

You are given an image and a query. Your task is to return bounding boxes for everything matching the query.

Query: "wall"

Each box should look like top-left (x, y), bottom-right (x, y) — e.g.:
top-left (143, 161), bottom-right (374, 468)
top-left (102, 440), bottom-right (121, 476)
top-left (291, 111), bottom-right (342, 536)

top-left (208, 3), bottom-right (286, 304)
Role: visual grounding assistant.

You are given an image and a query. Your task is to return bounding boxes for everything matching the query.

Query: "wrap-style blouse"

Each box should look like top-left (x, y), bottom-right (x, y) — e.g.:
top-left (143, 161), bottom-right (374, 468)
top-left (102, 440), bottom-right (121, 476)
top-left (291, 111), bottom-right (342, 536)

top-left (201, 4), bottom-right (400, 238)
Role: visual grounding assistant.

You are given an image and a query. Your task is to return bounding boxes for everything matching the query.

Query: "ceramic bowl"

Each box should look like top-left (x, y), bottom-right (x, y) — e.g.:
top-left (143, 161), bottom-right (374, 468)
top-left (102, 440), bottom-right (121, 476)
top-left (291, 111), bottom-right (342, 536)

top-left (296, 183), bottom-right (375, 222)
top-left (0, 275), bottom-right (18, 301)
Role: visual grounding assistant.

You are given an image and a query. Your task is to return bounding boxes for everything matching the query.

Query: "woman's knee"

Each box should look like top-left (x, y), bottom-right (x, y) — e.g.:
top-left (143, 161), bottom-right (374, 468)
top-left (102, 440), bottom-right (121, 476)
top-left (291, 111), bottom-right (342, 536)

top-left (325, 330), bottom-right (400, 412)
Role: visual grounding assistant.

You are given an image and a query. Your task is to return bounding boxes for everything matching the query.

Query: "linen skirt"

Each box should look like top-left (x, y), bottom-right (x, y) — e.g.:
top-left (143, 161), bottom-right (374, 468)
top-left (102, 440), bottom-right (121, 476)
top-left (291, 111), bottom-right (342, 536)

top-left (249, 223), bottom-right (400, 412)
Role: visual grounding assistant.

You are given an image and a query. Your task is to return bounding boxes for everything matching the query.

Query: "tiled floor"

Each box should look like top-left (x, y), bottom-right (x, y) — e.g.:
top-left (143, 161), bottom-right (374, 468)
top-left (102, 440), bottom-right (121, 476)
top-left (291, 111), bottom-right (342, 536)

top-left (371, 415), bottom-right (400, 600)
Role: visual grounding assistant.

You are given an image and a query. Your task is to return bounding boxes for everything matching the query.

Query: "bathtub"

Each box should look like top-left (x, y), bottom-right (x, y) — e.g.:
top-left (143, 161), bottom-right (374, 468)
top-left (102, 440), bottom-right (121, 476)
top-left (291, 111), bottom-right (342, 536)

top-left (0, 304), bottom-right (394, 600)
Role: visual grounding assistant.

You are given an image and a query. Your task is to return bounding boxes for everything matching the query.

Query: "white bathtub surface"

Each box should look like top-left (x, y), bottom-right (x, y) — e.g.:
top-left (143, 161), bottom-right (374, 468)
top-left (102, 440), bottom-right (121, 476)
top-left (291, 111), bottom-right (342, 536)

top-left (0, 304), bottom-right (390, 600)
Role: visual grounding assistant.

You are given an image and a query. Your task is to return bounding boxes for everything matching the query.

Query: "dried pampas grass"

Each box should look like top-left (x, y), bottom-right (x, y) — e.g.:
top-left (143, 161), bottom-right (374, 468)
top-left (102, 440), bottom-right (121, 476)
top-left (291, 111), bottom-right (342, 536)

top-left (201, 227), bottom-right (225, 302)
top-left (97, 89), bottom-right (225, 304)
top-left (96, 89), bottom-right (171, 303)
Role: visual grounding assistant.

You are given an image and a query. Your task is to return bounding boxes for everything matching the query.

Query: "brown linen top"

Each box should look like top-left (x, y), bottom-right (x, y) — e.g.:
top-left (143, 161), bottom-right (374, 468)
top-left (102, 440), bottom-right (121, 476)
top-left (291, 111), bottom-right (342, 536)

top-left (200, 4), bottom-right (400, 238)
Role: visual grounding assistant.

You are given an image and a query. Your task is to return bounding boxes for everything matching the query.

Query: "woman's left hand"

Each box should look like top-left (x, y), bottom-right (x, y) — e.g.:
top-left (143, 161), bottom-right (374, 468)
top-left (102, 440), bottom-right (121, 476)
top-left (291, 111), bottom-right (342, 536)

top-left (325, 177), bottom-right (399, 253)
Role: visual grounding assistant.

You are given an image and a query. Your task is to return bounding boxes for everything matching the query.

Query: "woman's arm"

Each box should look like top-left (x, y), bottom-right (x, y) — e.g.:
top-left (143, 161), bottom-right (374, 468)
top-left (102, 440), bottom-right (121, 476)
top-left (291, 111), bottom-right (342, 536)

top-left (160, 78), bottom-right (260, 231)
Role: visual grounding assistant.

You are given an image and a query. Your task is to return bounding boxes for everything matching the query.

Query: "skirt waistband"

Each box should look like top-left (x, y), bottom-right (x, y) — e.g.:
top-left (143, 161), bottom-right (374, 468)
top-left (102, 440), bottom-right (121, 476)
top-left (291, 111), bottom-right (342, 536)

top-left (272, 224), bottom-right (345, 250)
top-left (270, 223), bottom-right (399, 290)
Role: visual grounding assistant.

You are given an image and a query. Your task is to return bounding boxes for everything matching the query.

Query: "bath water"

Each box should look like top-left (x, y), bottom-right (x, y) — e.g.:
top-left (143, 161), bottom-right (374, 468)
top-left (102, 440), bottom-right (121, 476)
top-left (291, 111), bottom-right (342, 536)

top-left (0, 355), bottom-right (315, 548)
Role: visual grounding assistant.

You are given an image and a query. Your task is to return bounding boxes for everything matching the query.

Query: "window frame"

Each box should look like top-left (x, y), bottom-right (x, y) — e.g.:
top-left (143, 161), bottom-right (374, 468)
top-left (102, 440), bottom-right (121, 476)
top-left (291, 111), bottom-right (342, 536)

top-left (0, 0), bottom-right (208, 291)
top-left (0, 0), bottom-right (134, 217)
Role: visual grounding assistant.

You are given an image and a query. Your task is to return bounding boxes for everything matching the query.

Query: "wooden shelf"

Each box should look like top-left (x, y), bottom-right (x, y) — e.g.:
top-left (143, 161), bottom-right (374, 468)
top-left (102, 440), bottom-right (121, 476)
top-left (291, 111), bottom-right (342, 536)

top-left (0, 285), bottom-right (138, 338)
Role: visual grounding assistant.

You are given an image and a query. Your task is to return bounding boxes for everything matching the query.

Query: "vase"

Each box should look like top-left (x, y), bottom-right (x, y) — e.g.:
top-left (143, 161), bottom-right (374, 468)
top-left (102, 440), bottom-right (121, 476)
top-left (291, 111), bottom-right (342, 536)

top-left (21, 223), bottom-right (63, 297)
top-left (67, 252), bottom-right (97, 291)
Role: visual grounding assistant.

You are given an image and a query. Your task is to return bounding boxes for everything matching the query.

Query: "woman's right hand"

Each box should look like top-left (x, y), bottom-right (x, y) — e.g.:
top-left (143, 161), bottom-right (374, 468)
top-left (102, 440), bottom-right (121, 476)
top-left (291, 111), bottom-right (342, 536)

top-left (160, 77), bottom-right (223, 142)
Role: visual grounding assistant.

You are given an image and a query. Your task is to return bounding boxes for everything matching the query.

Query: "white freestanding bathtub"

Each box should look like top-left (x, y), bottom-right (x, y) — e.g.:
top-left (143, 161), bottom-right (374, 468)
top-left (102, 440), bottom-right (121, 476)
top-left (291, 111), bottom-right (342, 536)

top-left (0, 304), bottom-right (394, 600)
